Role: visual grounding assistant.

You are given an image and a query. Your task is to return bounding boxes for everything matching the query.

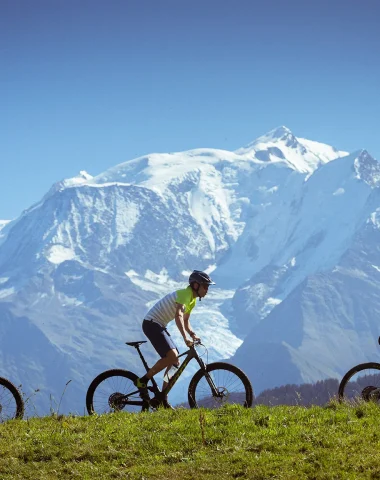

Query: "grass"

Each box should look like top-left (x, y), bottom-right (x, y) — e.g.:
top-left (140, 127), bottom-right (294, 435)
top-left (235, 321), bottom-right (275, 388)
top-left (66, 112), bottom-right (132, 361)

top-left (0, 402), bottom-right (380, 479)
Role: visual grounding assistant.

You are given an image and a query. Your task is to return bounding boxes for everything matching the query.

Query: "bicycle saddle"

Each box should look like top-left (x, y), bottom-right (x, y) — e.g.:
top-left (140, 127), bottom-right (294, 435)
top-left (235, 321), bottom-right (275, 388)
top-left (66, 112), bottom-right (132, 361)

top-left (125, 341), bottom-right (147, 347)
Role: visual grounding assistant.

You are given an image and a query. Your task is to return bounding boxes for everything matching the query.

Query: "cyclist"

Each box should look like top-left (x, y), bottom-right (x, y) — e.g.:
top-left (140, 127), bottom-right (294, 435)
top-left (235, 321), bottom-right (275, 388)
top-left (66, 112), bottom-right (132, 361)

top-left (135, 270), bottom-right (215, 405)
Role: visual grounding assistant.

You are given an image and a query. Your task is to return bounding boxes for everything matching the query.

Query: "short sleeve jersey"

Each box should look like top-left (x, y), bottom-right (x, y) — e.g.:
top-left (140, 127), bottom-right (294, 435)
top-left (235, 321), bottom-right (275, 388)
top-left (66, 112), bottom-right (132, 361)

top-left (144, 286), bottom-right (196, 327)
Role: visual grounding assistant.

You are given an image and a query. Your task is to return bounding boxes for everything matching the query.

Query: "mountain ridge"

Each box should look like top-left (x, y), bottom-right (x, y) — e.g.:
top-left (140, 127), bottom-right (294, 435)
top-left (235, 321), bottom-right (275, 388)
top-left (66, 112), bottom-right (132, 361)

top-left (0, 126), bottom-right (379, 413)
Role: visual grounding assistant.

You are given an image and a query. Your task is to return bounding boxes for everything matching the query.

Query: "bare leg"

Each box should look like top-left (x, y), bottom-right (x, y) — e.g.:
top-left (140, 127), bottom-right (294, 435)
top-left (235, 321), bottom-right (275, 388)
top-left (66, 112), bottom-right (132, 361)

top-left (145, 348), bottom-right (178, 381)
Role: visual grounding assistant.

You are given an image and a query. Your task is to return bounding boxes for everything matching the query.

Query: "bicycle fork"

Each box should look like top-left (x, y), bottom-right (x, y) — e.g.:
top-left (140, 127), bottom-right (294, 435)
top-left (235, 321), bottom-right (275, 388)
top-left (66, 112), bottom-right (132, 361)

top-left (197, 358), bottom-right (220, 397)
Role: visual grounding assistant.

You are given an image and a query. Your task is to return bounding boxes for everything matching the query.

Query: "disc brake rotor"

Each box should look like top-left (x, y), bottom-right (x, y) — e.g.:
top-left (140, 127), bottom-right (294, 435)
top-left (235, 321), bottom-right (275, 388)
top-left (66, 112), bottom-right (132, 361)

top-left (216, 387), bottom-right (229, 399)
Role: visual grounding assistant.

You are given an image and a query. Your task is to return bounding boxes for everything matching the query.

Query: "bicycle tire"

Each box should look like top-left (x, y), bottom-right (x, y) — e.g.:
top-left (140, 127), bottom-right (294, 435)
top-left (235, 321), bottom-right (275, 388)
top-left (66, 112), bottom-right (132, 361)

top-left (188, 362), bottom-right (253, 409)
top-left (86, 369), bottom-right (149, 415)
top-left (0, 376), bottom-right (24, 421)
top-left (338, 362), bottom-right (380, 403)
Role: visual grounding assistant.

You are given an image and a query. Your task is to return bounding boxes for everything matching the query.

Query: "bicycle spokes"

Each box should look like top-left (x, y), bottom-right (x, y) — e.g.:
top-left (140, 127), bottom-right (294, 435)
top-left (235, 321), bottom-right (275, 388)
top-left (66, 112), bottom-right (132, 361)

top-left (88, 372), bottom-right (145, 414)
top-left (191, 366), bottom-right (251, 408)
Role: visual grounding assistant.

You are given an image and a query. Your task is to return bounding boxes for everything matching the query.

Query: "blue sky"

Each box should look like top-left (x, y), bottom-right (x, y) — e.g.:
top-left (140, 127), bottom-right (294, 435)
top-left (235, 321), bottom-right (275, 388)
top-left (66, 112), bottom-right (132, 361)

top-left (1, 0), bottom-right (379, 219)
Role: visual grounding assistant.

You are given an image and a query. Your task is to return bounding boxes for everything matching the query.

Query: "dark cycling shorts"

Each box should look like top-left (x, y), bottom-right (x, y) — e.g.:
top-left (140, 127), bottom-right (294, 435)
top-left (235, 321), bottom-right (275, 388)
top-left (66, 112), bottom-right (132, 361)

top-left (142, 319), bottom-right (178, 358)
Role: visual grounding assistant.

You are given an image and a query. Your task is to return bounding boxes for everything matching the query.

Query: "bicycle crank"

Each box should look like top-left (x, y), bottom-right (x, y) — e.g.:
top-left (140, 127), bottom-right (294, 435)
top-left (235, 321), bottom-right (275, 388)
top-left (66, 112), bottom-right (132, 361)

top-left (362, 386), bottom-right (380, 402)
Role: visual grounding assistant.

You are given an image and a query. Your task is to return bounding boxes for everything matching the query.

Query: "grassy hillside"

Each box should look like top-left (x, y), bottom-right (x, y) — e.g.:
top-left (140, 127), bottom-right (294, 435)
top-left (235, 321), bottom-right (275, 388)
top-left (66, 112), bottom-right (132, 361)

top-left (0, 403), bottom-right (379, 479)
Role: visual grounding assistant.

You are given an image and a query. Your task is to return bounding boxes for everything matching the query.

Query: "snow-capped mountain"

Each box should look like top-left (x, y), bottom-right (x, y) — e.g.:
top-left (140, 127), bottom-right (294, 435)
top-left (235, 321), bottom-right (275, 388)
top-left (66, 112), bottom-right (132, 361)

top-left (229, 149), bottom-right (378, 331)
top-left (1, 126), bottom-right (377, 414)
top-left (236, 126), bottom-right (346, 173)
top-left (0, 220), bottom-right (10, 234)
top-left (231, 203), bottom-right (380, 392)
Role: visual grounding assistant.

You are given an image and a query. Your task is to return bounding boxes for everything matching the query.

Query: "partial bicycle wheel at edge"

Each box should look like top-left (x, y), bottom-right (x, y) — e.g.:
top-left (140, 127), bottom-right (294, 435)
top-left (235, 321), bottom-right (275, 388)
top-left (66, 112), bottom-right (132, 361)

top-left (338, 362), bottom-right (380, 403)
top-left (188, 362), bottom-right (253, 409)
top-left (86, 369), bottom-right (148, 415)
top-left (0, 377), bottom-right (24, 422)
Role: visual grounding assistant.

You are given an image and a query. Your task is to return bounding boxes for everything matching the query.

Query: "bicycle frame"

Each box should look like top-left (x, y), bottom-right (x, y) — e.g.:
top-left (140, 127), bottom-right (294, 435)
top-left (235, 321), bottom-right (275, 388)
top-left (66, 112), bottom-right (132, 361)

top-left (163, 347), bottom-right (201, 396)
top-left (131, 342), bottom-right (220, 404)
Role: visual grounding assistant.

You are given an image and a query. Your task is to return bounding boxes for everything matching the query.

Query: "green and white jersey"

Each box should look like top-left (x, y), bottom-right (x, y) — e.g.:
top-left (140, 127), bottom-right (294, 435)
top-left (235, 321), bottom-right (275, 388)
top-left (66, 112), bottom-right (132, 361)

top-left (145, 286), bottom-right (196, 327)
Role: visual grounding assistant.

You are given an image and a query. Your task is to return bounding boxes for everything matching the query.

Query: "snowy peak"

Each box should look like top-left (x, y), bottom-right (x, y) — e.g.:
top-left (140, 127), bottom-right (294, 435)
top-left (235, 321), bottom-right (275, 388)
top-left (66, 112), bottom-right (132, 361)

top-left (38, 127), bottom-right (348, 196)
top-left (353, 150), bottom-right (380, 187)
top-left (0, 127), bottom-right (353, 276)
top-left (0, 220), bottom-right (10, 232)
top-left (34, 170), bottom-right (94, 207)
top-left (255, 126), bottom-right (298, 147)
top-left (267, 125), bottom-right (293, 138)
top-left (83, 127), bottom-right (347, 192)
top-left (236, 126), bottom-right (348, 174)
top-left (55, 170), bottom-right (93, 190)
top-left (236, 125), bottom-right (299, 153)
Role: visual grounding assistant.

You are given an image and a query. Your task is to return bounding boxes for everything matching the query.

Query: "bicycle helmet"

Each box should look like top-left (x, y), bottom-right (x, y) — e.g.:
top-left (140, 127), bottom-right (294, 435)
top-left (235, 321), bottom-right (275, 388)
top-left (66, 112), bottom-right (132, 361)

top-left (188, 270), bottom-right (216, 286)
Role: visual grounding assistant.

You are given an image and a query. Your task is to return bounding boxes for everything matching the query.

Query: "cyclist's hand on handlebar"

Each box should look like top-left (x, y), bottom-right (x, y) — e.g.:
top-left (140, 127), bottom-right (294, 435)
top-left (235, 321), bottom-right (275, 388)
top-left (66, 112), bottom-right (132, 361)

top-left (190, 332), bottom-right (201, 342)
top-left (185, 339), bottom-right (193, 347)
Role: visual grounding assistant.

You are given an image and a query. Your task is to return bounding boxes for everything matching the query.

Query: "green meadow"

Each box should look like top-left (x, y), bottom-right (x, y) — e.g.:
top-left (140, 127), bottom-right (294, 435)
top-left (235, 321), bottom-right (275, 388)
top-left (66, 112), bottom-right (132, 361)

top-left (0, 403), bottom-right (379, 479)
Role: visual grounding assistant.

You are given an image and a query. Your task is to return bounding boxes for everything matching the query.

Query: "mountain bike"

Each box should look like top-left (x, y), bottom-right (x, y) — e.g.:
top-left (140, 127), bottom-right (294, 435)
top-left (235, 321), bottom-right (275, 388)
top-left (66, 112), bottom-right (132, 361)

top-left (86, 340), bottom-right (253, 414)
top-left (338, 336), bottom-right (380, 403)
top-left (0, 376), bottom-right (24, 422)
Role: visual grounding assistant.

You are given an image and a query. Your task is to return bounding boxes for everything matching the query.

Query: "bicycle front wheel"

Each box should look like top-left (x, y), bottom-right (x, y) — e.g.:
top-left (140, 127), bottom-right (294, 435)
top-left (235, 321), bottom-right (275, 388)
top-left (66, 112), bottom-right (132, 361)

top-left (338, 362), bottom-right (380, 403)
top-left (188, 362), bottom-right (253, 409)
top-left (86, 369), bottom-right (148, 415)
top-left (0, 377), bottom-right (24, 422)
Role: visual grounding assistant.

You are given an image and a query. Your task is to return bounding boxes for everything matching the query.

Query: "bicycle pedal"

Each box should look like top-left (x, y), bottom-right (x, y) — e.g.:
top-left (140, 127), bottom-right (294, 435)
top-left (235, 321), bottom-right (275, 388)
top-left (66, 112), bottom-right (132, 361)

top-left (149, 395), bottom-right (174, 410)
top-left (149, 397), bottom-right (161, 409)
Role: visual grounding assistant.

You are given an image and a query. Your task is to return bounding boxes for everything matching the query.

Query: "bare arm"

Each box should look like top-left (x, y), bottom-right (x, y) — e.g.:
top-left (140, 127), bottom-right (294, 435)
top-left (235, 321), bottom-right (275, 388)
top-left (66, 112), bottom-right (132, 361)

top-left (184, 313), bottom-right (194, 336)
top-left (175, 304), bottom-right (192, 346)
top-left (184, 313), bottom-right (200, 341)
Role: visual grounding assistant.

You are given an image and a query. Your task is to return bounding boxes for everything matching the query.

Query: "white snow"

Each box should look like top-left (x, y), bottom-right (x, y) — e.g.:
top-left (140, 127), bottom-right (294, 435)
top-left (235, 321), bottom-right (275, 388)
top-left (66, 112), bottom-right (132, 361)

top-left (0, 220), bottom-right (10, 232)
top-left (0, 287), bottom-right (15, 298)
top-left (125, 269), bottom-right (180, 294)
top-left (114, 201), bottom-right (140, 247)
top-left (369, 210), bottom-right (380, 229)
top-left (298, 138), bottom-right (347, 165)
top-left (0, 220), bottom-right (11, 244)
top-left (61, 170), bottom-right (93, 188)
top-left (236, 126), bottom-right (348, 174)
top-left (47, 245), bottom-right (76, 264)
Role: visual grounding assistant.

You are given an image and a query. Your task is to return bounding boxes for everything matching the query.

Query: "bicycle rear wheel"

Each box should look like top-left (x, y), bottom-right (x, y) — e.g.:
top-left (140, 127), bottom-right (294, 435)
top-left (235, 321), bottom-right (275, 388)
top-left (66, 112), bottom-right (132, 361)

top-left (0, 377), bottom-right (24, 422)
top-left (338, 362), bottom-right (380, 403)
top-left (86, 369), bottom-right (148, 415)
top-left (188, 362), bottom-right (253, 409)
